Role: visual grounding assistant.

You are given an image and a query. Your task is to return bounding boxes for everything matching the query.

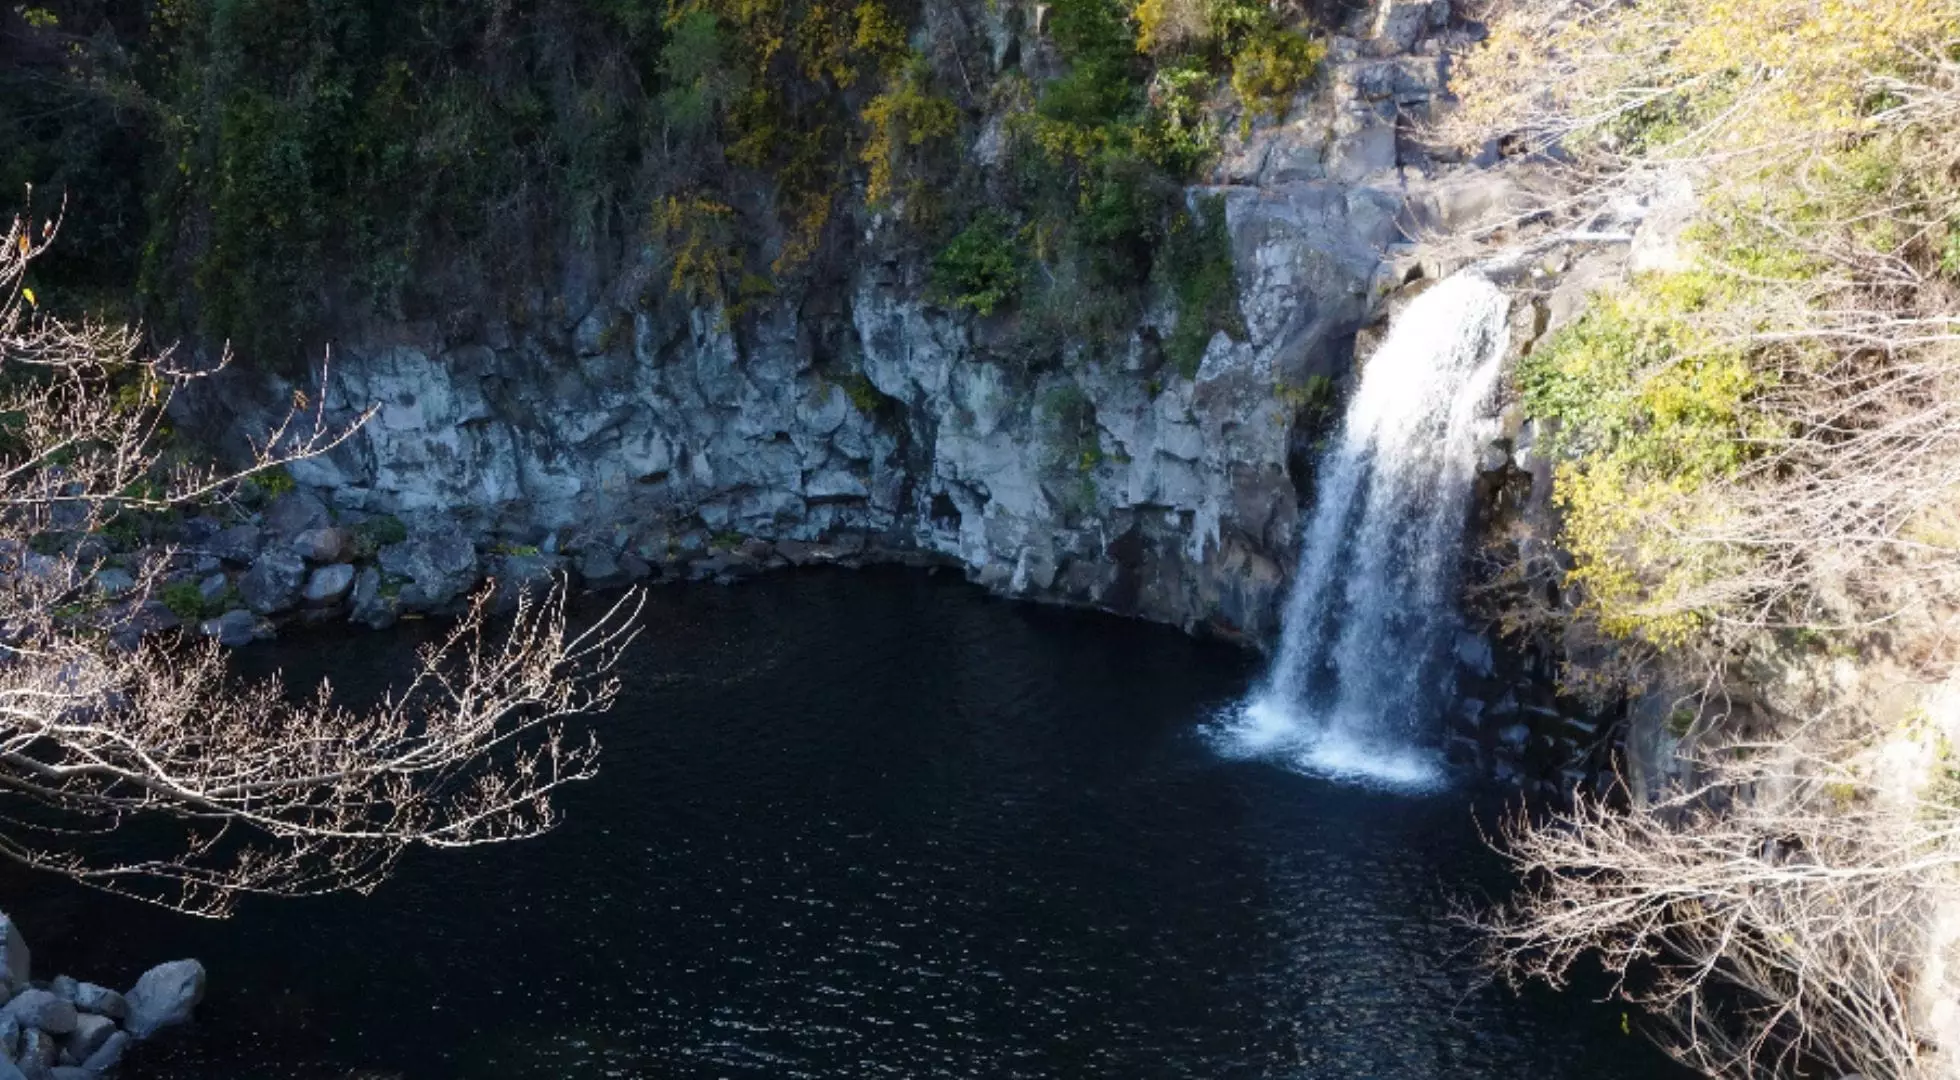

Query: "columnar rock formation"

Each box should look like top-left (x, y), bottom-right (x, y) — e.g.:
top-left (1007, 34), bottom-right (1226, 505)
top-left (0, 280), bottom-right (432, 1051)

top-left (176, 0), bottom-right (1491, 644)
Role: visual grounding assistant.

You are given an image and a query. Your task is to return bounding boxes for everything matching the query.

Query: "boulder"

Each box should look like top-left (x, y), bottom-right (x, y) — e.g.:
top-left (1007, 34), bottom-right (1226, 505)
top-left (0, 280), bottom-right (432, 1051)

top-left (378, 528), bottom-right (479, 610)
top-left (124, 607), bottom-right (178, 649)
top-left (3, 990), bottom-right (75, 1035)
top-left (292, 527), bottom-right (349, 565)
top-left (207, 525), bottom-right (262, 567)
top-left (196, 572), bottom-right (230, 606)
top-left (0, 1012), bottom-right (17, 1059)
top-left (0, 915), bottom-right (28, 990)
top-left (488, 553), bottom-right (565, 611)
top-left (301, 564), bottom-right (356, 607)
top-left (68, 984), bottom-right (124, 1022)
top-left (92, 569), bottom-right (137, 600)
top-left (17, 1026), bottom-right (56, 1075)
top-left (47, 977), bottom-right (75, 1002)
top-left (79, 1031), bottom-right (127, 1073)
top-left (239, 549), bottom-right (307, 614)
top-left (1368, 0), bottom-right (1431, 52)
top-left (262, 490), bottom-right (330, 536)
top-left (200, 609), bottom-right (260, 649)
top-left (0, 1061), bottom-right (20, 1080)
top-left (575, 547), bottom-right (625, 590)
top-left (179, 516), bottom-right (221, 544)
top-left (48, 1070), bottom-right (89, 1080)
top-left (58, 1014), bottom-right (114, 1064)
top-left (124, 959), bottom-right (205, 1039)
top-left (348, 568), bottom-right (399, 631)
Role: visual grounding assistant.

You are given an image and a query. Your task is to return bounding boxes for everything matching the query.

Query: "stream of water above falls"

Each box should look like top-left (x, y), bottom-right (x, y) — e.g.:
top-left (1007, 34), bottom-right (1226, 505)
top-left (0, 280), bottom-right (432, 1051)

top-left (3, 569), bottom-right (1686, 1079)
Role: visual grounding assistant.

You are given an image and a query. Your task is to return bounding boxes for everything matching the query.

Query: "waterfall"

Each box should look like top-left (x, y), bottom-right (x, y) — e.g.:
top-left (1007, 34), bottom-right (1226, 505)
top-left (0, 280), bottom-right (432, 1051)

top-left (1214, 271), bottom-right (1510, 791)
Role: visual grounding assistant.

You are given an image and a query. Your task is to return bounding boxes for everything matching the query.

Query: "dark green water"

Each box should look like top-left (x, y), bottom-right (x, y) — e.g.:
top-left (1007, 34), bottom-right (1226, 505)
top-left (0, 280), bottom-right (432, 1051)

top-left (4, 569), bottom-right (1687, 1078)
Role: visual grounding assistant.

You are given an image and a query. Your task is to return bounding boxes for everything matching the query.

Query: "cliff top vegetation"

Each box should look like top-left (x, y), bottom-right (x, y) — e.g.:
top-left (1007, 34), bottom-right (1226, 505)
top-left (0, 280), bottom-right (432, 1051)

top-left (3, 0), bottom-right (1324, 377)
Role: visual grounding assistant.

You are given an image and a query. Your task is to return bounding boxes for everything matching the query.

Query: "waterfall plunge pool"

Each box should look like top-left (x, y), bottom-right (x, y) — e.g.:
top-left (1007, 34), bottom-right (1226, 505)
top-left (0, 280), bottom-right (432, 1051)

top-left (3, 569), bottom-right (1688, 1079)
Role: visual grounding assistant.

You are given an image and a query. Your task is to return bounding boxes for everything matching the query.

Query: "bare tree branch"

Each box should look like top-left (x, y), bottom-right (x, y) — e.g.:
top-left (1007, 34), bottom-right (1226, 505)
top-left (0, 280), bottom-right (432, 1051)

top-left (2, 194), bottom-right (643, 916)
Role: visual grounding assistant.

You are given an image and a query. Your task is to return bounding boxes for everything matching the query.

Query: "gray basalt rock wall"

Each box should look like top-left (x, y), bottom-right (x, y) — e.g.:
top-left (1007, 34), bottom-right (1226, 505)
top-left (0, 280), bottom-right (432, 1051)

top-left (180, 1), bottom-right (1471, 644)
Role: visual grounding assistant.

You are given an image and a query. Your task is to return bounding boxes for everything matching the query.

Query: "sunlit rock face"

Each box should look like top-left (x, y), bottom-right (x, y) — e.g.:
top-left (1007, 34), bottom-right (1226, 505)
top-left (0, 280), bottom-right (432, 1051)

top-left (180, 4), bottom-right (1475, 643)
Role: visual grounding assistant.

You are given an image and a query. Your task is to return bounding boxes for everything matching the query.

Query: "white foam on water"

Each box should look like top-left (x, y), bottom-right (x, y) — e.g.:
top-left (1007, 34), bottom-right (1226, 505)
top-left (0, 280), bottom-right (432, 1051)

top-left (1207, 699), bottom-right (1447, 794)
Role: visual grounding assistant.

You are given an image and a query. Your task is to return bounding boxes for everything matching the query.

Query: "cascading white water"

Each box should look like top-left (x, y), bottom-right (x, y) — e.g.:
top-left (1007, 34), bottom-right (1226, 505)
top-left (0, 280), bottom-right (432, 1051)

top-left (1213, 271), bottom-right (1511, 791)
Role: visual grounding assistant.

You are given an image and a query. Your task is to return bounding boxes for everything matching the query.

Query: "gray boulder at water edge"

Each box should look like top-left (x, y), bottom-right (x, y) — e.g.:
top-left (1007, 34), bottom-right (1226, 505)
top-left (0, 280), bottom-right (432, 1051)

top-left (200, 609), bottom-right (260, 648)
top-left (240, 549), bottom-right (307, 614)
top-left (302, 563), bottom-right (357, 606)
top-left (292, 526), bottom-right (349, 564)
top-left (348, 567), bottom-right (399, 630)
top-left (61, 1013), bottom-right (116, 1064)
top-left (2, 990), bottom-right (75, 1035)
top-left (378, 528), bottom-right (478, 609)
top-left (65, 983), bottom-right (124, 1022)
top-left (78, 1031), bottom-right (127, 1073)
top-left (124, 959), bottom-right (205, 1039)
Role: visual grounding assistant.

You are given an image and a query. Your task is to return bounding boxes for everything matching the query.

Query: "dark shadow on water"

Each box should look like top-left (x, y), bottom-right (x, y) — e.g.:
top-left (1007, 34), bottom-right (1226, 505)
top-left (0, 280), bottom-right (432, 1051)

top-left (1, 568), bottom-right (1692, 1079)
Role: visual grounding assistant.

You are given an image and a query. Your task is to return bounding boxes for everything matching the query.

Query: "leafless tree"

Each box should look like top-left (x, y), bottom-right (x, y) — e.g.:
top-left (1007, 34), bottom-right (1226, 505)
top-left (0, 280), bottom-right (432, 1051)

top-left (1480, 730), bottom-right (1958, 1080)
top-left (1439, 7), bottom-right (1960, 1077)
top-left (0, 198), bottom-right (642, 917)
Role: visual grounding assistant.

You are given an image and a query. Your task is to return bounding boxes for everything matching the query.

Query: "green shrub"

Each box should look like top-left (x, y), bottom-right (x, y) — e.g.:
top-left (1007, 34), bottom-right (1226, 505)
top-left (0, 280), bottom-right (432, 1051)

top-left (932, 214), bottom-right (1024, 316)
top-left (658, 10), bottom-right (744, 136)
top-left (1157, 195), bottom-right (1244, 377)
top-left (350, 515), bottom-right (409, 560)
top-left (861, 54), bottom-right (961, 209)
top-left (1517, 272), bottom-right (1775, 643)
top-left (835, 373), bottom-right (896, 417)
top-left (1229, 26), bottom-right (1324, 130)
top-left (159, 580), bottom-right (211, 622)
top-left (1040, 382), bottom-right (1104, 471)
top-left (247, 467), bottom-right (297, 500)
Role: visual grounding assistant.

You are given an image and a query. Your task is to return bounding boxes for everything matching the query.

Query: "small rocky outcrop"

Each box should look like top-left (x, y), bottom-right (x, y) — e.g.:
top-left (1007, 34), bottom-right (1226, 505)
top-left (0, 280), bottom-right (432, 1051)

top-left (239, 549), bottom-right (307, 615)
top-left (291, 527), bottom-right (348, 564)
top-left (301, 564), bottom-right (356, 607)
top-left (377, 528), bottom-right (478, 610)
top-left (0, 913), bottom-right (203, 1078)
top-left (347, 567), bottom-right (398, 630)
top-left (122, 962), bottom-right (205, 1041)
top-left (205, 525), bottom-right (261, 567)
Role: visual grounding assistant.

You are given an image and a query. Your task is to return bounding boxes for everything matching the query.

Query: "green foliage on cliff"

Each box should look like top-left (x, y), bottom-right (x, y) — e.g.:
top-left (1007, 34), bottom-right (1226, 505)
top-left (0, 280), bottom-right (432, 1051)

top-left (134, 0), bottom-right (673, 367)
top-left (1228, 26), bottom-right (1323, 132)
top-left (1, 0), bottom-right (1326, 382)
top-left (1518, 273), bottom-right (1771, 644)
top-left (861, 54), bottom-right (960, 211)
top-left (1463, 0), bottom-right (1960, 653)
top-left (932, 213), bottom-right (1024, 316)
top-left (1159, 193), bottom-right (1242, 377)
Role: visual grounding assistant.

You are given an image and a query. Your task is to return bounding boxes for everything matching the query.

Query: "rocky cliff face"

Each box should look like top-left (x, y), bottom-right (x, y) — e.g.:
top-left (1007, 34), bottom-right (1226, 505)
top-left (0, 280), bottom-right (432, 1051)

top-left (182, 1), bottom-right (1471, 644)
